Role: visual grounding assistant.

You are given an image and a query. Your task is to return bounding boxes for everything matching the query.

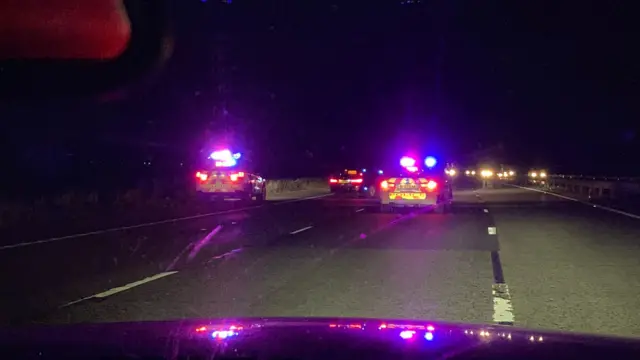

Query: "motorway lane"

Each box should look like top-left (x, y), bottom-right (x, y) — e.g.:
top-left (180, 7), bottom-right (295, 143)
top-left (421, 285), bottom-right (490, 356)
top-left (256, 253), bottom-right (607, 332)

top-left (0, 194), bottom-right (350, 325)
top-left (478, 186), bottom-right (640, 337)
top-left (42, 190), bottom-right (501, 326)
top-left (13, 186), bottom-right (640, 338)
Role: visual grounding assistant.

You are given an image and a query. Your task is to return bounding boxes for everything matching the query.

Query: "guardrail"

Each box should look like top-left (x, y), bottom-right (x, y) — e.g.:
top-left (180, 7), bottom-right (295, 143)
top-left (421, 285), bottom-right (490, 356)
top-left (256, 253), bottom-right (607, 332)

top-left (550, 174), bottom-right (640, 182)
top-left (532, 174), bottom-right (640, 200)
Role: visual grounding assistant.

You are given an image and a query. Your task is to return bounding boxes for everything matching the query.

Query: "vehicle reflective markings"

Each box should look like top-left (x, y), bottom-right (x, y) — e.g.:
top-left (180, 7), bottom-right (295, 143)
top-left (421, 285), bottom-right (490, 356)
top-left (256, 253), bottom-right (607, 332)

top-left (355, 208), bottom-right (365, 213)
top-left (290, 226), bottom-right (313, 235)
top-left (60, 271), bottom-right (178, 307)
top-left (488, 227), bottom-right (497, 235)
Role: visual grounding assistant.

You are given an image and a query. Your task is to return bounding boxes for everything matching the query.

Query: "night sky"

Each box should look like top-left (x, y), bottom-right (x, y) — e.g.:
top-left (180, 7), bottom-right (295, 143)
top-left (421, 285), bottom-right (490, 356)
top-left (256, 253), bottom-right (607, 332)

top-left (1, 0), bottom-right (638, 195)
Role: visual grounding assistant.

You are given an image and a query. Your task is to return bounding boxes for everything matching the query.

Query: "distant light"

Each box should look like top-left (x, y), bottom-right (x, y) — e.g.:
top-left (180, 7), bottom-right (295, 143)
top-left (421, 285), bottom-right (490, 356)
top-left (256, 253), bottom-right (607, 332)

top-left (540, 172), bottom-right (547, 178)
top-left (465, 170), bottom-right (470, 175)
top-left (378, 169), bottom-right (384, 175)
top-left (471, 170), bottom-right (476, 175)
top-left (425, 332), bottom-right (434, 341)
top-left (508, 170), bottom-right (514, 176)
top-left (362, 168), bottom-right (367, 173)
top-left (406, 166), bottom-right (418, 172)
top-left (400, 156), bottom-right (416, 167)
top-left (448, 169), bottom-right (456, 176)
top-left (426, 325), bottom-right (435, 331)
top-left (399, 330), bottom-right (415, 339)
top-left (233, 152), bottom-right (242, 160)
top-left (530, 172), bottom-right (537, 178)
top-left (424, 156), bottom-right (437, 168)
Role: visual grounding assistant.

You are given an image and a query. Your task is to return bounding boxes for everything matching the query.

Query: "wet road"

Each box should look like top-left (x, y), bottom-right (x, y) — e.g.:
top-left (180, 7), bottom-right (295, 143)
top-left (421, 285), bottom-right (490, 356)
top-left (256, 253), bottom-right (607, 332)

top-left (2, 187), bottom-right (640, 338)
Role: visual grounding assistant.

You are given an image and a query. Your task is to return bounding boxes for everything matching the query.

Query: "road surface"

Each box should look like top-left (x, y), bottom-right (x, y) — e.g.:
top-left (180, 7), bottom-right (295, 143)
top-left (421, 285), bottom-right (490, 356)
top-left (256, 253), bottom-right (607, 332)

top-left (1, 186), bottom-right (640, 338)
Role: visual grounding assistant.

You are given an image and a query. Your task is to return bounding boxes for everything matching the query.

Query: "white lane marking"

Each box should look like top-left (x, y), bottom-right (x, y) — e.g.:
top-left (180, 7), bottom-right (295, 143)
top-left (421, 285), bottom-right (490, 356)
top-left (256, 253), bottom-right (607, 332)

top-left (511, 184), bottom-right (640, 220)
top-left (61, 271), bottom-right (178, 307)
top-left (1, 193), bottom-right (333, 251)
top-left (492, 283), bottom-right (515, 324)
top-left (273, 192), bottom-right (334, 205)
top-left (355, 208), bottom-right (365, 213)
top-left (483, 209), bottom-right (489, 213)
top-left (290, 226), bottom-right (313, 235)
top-left (488, 227), bottom-right (497, 235)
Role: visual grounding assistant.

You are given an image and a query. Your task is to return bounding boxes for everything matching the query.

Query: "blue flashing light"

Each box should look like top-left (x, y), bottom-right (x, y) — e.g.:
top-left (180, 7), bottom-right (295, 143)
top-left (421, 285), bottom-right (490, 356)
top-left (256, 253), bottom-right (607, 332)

top-left (378, 169), bottom-right (383, 175)
top-left (425, 156), bottom-right (437, 168)
top-left (425, 332), bottom-right (434, 341)
top-left (233, 152), bottom-right (242, 160)
top-left (362, 168), bottom-right (367, 173)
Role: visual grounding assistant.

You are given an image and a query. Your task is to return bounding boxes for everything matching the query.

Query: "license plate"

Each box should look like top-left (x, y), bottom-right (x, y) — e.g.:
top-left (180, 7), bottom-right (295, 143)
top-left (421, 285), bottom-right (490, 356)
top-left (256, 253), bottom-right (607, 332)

top-left (339, 180), bottom-right (349, 184)
top-left (390, 192), bottom-right (426, 200)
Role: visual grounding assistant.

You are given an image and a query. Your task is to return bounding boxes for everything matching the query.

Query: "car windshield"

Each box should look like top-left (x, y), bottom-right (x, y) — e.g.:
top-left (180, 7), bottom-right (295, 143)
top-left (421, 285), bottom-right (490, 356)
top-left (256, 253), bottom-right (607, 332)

top-left (2, 0), bottom-right (640, 341)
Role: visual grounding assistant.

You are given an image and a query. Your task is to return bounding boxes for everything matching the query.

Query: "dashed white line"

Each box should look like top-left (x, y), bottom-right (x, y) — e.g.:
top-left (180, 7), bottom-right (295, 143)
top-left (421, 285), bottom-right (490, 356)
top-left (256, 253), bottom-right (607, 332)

top-left (355, 208), bottom-right (365, 213)
top-left (488, 227), bottom-right (497, 235)
top-left (290, 226), bottom-right (313, 235)
top-left (492, 283), bottom-right (515, 324)
top-left (510, 184), bottom-right (640, 220)
top-left (61, 271), bottom-right (178, 307)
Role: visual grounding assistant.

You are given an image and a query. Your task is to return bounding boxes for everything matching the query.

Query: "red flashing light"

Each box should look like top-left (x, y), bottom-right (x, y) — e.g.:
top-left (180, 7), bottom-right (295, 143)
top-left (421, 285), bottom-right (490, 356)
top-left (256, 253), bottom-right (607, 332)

top-left (400, 156), bottom-right (416, 167)
top-left (196, 171), bottom-right (208, 181)
top-left (350, 178), bottom-right (363, 184)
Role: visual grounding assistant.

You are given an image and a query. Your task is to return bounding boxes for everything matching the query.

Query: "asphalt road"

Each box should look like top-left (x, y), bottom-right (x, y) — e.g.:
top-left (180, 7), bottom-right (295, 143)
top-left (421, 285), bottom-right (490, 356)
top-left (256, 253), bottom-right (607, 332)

top-left (2, 186), bottom-right (640, 338)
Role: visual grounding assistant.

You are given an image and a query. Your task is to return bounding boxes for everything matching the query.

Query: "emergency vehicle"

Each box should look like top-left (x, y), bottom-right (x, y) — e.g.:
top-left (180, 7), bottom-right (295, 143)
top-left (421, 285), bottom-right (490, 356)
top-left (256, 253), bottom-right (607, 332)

top-left (195, 149), bottom-right (266, 201)
top-left (378, 156), bottom-right (453, 213)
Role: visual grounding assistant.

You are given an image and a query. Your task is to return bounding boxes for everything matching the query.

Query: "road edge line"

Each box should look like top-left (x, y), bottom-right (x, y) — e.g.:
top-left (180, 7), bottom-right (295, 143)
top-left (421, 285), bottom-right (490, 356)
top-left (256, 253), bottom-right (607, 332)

top-left (510, 184), bottom-right (640, 220)
top-left (1, 193), bottom-right (333, 251)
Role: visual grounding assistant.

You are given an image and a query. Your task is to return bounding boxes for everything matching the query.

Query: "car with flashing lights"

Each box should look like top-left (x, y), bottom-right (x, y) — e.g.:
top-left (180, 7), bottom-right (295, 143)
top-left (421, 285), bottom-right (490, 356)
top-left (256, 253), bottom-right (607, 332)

top-left (329, 168), bottom-right (385, 198)
top-left (377, 156), bottom-right (453, 213)
top-left (195, 149), bottom-right (266, 201)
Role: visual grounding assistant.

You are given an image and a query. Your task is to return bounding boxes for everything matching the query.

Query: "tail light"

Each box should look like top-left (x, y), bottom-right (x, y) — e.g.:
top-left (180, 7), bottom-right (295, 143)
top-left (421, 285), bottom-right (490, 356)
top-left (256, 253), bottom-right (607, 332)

top-left (350, 178), bottom-right (363, 184)
top-left (329, 178), bottom-right (338, 183)
top-left (380, 180), bottom-right (389, 190)
top-left (196, 171), bottom-right (208, 181)
top-left (229, 172), bottom-right (245, 182)
top-left (420, 180), bottom-right (437, 191)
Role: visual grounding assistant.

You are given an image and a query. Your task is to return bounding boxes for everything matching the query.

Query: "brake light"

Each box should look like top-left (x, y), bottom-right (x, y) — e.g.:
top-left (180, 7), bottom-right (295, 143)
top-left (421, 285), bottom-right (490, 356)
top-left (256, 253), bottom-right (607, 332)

top-left (420, 180), bottom-right (437, 190)
top-left (329, 178), bottom-right (338, 183)
top-left (351, 178), bottom-right (363, 184)
top-left (230, 174), bottom-right (238, 181)
top-left (381, 180), bottom-right (389, 189)
top-left (196, 171), bottom-right (208, 181)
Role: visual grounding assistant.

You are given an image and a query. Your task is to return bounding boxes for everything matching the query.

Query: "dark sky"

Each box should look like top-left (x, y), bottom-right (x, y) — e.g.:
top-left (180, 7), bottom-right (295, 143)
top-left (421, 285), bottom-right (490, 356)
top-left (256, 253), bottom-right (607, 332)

top-left (2, 0), bottom-right (639, 192)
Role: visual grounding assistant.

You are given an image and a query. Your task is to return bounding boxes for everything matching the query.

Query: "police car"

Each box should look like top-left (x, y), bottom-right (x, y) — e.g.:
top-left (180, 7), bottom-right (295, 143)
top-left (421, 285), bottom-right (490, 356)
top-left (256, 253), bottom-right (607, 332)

top-left (329, 168), bottom-right (384, 198)
top-left (195, 149), bottom-right (266, 201)
top-left (378, 156), bottom-right (453, 213)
